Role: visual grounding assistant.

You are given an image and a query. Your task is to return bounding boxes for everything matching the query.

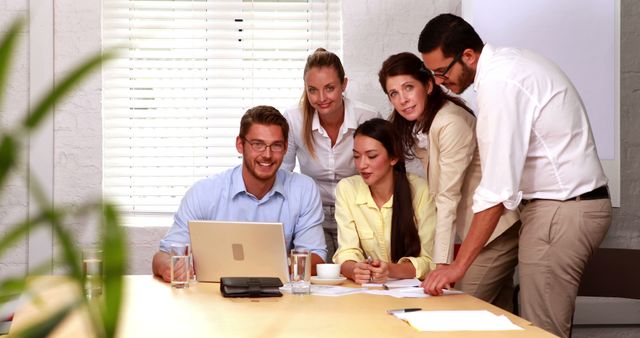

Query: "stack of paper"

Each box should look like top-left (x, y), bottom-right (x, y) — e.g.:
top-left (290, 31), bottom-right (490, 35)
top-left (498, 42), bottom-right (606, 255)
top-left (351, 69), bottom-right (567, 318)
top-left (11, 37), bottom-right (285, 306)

top-left (393, 310), bottom-right (523, 331)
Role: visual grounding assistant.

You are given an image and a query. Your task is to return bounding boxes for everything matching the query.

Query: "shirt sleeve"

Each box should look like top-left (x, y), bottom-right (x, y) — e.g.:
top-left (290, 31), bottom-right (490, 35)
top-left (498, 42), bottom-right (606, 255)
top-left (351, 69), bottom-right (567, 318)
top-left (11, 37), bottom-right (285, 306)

top-left (398, 176), bottom-right (437, 279)
top-left (291, 177), bottom-right (327, 261)
top-left (430, 114), bottom-right (477, 264)
top-left (282, 109), bottom-right (297, 171)
top-left (159, 182), bottom-right (206, 252)
top-left (333, 179), bottom-right (366, 264)
top-left (473, 78), bottom-right (535, 212)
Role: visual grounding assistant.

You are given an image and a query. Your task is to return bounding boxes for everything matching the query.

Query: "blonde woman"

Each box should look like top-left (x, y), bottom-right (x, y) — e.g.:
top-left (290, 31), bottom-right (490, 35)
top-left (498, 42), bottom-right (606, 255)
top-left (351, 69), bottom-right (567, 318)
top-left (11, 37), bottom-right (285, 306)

top-left (283, 48), bottom-right (380, 260)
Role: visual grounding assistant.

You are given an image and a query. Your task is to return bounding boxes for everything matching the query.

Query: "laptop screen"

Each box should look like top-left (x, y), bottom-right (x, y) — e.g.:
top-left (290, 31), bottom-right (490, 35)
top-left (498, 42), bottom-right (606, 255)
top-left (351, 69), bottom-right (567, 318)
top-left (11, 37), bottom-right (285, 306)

top-left (188, 220), bottom-right (289, 283)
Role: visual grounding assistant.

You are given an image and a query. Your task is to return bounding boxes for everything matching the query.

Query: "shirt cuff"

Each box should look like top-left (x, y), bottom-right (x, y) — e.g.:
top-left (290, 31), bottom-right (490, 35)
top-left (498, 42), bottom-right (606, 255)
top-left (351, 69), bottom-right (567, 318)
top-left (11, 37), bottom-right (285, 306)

top-left (398, 256), bottom-right (434, 280)
top-left (472, 186), bottom-right (522, 213)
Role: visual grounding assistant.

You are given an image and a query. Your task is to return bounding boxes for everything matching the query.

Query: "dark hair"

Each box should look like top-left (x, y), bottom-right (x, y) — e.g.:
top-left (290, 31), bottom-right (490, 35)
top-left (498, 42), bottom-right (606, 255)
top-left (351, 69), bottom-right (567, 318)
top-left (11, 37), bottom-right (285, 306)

top-left (418, 13), bottom-right (484, 58)
top-left (239, 105), bottom-right (289, 141)
top-left (300, 48), bottom-right (346, 157)
top-left (378, 52), bottom-right (473, 159)
top-left (354, 118), bottom-right (420, 262)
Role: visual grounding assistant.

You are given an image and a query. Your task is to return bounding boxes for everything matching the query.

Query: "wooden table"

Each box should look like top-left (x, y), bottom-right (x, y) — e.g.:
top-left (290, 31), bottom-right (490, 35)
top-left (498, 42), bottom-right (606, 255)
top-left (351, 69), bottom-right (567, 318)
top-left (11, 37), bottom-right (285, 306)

top-left (11, 275), bottom-right (557, 337)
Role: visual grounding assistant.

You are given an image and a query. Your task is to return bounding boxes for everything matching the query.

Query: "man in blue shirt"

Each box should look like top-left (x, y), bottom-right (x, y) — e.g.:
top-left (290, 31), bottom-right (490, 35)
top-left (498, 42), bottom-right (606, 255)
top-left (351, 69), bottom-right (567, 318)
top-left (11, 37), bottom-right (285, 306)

top-left (152, 105), bottom-right (327, 282)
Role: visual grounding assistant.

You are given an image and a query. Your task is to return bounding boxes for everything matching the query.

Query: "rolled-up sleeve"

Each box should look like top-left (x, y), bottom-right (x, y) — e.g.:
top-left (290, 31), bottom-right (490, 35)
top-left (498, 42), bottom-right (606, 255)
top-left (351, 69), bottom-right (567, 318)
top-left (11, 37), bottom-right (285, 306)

top-left (474, 78), bottom-right (534, 212)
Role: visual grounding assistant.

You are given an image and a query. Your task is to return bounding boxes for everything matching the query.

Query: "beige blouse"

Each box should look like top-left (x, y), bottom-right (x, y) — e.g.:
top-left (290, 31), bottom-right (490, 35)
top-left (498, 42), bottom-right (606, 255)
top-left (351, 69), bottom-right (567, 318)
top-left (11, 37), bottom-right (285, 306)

top-left (415, 101), bottom-right (519, 264)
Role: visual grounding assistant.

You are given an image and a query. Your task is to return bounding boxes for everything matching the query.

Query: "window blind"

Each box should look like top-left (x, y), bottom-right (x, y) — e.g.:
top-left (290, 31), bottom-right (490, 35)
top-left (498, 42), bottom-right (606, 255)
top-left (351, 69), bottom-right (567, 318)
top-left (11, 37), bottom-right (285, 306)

top-left (102, 0), bottom-right (342, 217)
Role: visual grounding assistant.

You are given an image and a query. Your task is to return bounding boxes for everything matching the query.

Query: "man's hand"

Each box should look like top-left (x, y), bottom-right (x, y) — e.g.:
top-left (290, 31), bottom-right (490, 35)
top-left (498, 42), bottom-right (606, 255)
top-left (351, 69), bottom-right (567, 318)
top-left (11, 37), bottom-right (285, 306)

top-left (152, 251), bottom-right (173, 282)
top-left (421, 263), bottom-right (464, 296)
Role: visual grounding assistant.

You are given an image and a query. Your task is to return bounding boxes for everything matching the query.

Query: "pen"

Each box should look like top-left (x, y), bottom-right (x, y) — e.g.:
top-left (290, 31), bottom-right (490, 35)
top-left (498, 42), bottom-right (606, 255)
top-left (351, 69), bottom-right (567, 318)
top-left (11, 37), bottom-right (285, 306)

top-left (366, 256), bottom-right (373, 282)
top-left (386, 308), bottom-right (422, 314)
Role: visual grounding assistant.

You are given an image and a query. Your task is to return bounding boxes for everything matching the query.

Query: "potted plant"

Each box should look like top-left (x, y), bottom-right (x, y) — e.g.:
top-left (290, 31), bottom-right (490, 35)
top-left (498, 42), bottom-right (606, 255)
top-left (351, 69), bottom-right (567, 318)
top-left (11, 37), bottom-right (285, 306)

top-left (0, 18), bottom-right (126, 338)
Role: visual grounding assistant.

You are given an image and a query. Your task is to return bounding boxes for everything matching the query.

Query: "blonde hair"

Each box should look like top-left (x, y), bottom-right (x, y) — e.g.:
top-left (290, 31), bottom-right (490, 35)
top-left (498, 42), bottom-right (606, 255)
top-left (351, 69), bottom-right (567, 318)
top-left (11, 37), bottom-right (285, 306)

top-left (300, 48), bottom-right (346, 157)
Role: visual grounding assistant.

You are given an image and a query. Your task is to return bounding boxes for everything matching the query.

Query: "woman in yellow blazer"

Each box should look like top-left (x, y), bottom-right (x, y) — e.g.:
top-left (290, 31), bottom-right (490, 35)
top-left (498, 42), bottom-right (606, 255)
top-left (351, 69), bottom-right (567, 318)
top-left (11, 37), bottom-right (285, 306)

top-left (378, 52), bottom-right (519, 310)
top-left (333, 118), bottom-right (436, 283)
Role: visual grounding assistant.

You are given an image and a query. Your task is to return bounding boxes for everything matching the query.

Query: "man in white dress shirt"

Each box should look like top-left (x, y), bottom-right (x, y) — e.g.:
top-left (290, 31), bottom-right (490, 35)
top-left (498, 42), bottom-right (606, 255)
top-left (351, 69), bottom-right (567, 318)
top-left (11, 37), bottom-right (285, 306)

top-left (418, 14), bottom-right (611, 338)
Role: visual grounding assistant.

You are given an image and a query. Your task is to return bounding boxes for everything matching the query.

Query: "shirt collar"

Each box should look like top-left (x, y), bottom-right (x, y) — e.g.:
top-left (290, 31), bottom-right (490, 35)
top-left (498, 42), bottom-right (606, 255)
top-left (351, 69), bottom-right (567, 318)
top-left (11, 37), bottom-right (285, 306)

top-left (311, 97), bottom-right (356, 135)
top-left (473, 43), bottom-right (495, 92)
top-left (354, 176), bottom-right (393, 209)
top-left (230, 165), bottom-right (286, 200)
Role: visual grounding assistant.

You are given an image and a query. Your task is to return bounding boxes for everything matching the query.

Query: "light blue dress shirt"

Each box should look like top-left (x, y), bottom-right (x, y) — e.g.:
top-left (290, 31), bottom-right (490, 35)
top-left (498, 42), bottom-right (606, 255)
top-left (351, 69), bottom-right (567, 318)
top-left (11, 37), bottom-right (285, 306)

top-left (159, 165), bottom-right (327, 260)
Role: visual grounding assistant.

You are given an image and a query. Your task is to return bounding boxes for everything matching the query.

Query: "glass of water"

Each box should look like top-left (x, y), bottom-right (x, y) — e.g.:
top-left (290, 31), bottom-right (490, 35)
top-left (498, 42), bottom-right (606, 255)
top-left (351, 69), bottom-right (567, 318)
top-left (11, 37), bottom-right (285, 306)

top-left (170, 243), bottom-right (190, 289)
top-left (82, 247), bottom-right (103, 299)
top-left (289, 248), bottom-right (311, 294)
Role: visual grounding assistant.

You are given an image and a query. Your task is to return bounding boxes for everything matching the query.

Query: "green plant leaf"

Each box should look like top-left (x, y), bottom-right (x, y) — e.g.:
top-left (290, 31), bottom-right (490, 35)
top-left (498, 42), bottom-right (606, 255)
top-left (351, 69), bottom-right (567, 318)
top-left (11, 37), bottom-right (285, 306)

top-left (100, 202), bottom-right (126, 338)
top-left (0, 18), bottom-right (23, 107)
top-left (8, 301), bottom-right (78, 338)
top-left (23, 48), bottom-right (117, 131)
top-left (0, 135), bottom-right (18, 194)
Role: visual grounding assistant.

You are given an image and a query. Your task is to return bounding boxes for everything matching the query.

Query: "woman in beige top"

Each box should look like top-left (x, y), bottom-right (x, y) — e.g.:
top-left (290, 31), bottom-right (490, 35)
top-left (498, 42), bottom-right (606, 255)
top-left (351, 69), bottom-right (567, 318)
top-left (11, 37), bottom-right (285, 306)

top-left (378, 52), bottom-right (520, 311)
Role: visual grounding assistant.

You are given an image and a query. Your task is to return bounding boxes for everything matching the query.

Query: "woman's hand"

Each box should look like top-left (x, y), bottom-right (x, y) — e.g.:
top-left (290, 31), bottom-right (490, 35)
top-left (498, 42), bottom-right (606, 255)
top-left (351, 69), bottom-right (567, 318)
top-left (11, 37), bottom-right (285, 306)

top-left (369, 259), bottom-right (389, 283)
top-left (352, 261), bottom-right (373, 284)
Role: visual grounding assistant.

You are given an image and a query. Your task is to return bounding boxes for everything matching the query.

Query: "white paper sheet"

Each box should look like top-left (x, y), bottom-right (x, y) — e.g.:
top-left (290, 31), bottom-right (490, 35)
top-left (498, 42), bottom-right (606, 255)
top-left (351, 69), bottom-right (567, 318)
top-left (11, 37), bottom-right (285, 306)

top-left (365, 287), bottom-right (464, 298)
top-left (393, 310), bottom-right (524, 331)
top-left (362, 278), bottom-right (421, 288)
top-left (279, 284), bottom-right (364, 297)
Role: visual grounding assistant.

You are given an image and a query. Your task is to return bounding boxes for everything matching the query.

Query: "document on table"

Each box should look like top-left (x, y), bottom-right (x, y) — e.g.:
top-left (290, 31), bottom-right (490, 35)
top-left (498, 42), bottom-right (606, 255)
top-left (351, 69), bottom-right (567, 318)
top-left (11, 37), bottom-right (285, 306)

top-left (393, 310), bottom-right (523, 331)
top-left (362, 278), bottom-right (421, 288)
top-left (278, 284), bottom-right (364, 296)
top-left (365, 287), bottom-right (463, 298)
top-left (310, 285), bottom-right (365, 297)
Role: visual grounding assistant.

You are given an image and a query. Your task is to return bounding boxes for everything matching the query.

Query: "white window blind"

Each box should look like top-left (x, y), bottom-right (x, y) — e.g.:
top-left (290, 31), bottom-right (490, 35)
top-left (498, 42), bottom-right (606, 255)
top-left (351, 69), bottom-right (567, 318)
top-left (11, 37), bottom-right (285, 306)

top-left (102, 0), bottom-right (342, 218)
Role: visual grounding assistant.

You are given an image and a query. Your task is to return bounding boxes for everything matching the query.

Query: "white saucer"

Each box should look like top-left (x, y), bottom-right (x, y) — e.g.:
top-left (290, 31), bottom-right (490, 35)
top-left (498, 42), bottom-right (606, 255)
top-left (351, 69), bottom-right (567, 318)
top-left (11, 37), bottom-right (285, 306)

top-left (310, 276), bottom-right (347, 285)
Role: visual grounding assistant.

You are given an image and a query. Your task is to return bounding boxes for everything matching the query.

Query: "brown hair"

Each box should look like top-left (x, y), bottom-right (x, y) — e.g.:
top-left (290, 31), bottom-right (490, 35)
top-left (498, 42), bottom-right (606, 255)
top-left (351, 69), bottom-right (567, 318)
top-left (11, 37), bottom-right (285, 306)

top-left (300, 48), bottom-right (346, 157)
top-left (378, 52), bottom-right (473, 159)
top-left (239, 105), bottom-right (289, 141)
top-left (354, 118), bottom-right (420, 262)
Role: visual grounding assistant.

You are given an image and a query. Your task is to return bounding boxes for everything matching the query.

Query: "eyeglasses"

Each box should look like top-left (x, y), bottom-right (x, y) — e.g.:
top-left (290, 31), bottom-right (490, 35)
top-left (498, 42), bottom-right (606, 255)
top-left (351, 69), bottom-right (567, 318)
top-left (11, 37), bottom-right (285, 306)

top-left (243, 139), bottom-right (286, 153)
top-left (426, 52), bottom-right (462, 80)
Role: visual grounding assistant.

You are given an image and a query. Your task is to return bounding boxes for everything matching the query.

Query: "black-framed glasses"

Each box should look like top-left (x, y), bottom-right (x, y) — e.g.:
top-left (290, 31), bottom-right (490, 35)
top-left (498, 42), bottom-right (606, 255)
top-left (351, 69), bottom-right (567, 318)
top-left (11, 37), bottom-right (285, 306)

top-left (243, 138), bottom-right (286, 153)
top-left (428, 52), bottom-right (462, 80)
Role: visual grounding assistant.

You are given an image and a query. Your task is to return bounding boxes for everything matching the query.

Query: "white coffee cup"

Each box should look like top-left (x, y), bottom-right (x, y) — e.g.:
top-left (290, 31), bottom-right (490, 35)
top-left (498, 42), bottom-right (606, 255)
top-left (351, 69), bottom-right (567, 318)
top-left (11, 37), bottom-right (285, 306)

top-left (316, 263), bottom-right (341, 279)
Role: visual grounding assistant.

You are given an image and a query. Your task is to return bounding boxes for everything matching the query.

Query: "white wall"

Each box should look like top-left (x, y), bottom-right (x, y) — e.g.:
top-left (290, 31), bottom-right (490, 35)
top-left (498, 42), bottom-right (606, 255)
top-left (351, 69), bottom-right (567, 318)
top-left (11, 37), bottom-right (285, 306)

top-left (342, 0), bottom-right (460, 114)
top-left (0, 0), bottom-right (29, 278)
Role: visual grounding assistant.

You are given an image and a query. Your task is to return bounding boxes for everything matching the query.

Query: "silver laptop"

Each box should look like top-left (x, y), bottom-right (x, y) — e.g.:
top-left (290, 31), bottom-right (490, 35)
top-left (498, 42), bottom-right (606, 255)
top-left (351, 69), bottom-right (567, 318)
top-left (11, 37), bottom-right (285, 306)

top-left (188, 220), bottom-right (290, 283)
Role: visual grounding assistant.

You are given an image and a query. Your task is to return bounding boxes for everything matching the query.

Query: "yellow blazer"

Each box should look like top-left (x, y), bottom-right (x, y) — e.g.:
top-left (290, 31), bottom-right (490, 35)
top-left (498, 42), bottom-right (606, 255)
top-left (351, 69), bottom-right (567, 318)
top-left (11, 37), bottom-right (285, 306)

top-left (415, 101), bottom-right (519, 264)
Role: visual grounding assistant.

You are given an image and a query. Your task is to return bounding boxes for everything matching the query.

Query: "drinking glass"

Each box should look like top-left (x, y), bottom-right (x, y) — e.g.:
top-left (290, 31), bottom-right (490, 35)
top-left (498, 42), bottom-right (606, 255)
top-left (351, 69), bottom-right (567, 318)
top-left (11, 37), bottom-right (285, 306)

top-left (170, 243), bottom-right (191, 289)
top-left (82, 247), bottom-right (103, 299)
top-left (289, 249), bottom-right (311, 294)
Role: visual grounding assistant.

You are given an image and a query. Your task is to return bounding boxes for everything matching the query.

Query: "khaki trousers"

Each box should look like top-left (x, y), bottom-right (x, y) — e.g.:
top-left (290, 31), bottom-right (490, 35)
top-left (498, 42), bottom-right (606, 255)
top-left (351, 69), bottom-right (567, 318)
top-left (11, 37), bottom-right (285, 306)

top-left (457, 221), bottom-right (520, 312)
top-left (519, 198), bottom-right (611, 338)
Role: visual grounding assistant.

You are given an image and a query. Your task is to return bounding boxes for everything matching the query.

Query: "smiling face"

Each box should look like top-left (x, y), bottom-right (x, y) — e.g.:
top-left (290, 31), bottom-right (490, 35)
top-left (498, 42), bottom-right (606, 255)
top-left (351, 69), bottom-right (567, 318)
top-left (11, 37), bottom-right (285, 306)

top-left (385, 74), bottom-right (431, 122)
top-left (304, 66), bottom-right (347, 119)
top-left (421, 47), bottom-right (476, 94)
top-left (236, 123), bottom-right (287, 189)
top-left (353, 134), bottom-right (397, 190)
